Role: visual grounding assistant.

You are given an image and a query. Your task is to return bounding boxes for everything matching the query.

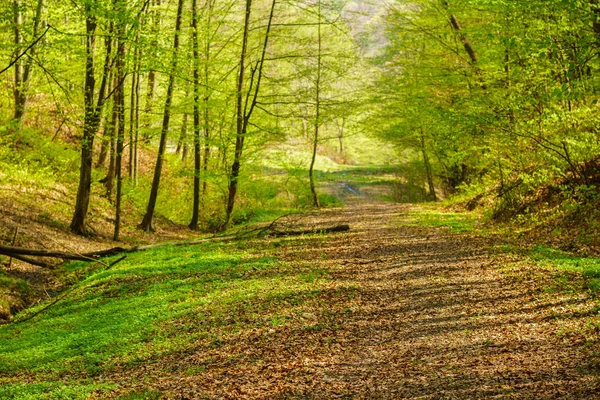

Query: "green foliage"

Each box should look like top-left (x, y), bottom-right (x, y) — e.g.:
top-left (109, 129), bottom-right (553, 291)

top-left (369, 0), bottom-right (600, 219)
top-left (0, 126), bottom-right (79, 186)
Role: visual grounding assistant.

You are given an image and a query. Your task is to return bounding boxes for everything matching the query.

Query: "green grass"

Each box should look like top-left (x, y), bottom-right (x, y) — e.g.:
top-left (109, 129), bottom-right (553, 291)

top-left (404, 205), bottom-right (479, 233)
top-left (528, 245), bottom-right (600, 292)
top-left (0, 240), bottom-right (327, 399)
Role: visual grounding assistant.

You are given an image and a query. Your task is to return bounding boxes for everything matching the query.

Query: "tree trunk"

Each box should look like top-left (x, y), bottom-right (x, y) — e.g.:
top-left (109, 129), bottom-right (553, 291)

top-left (14, 0), bottom-right (45, 124)
top-left (105, 95), bottom-right (118, 200)
top-left (128, 23), bottom-right (141, 181)
top-left (70, 9), bottom-right (112, 235)
top-left (189, 0), bottom-right (202, 230)
top-left (133, 50), bottom-right (141, 186)
top-left (96, 71), bottom-right (113, 168)
top-left (142, 0), bottom-right (161, 143)
top-left (337, 118), bottom-right (345, 154)
top-left (140, 0), bottom-right (185, 232)
top-left (12, 0), bottom-right (23, 123)
top-left (309, 0), bottom-right (322, 208)
top-left (225, 0), bottom-right (276, 228)
top-left (420, 127), bottom-right (437, 201)
top-left (114, 10), bottom-right (126, 241)
top-left (225, 0), bottom-right (253, 229)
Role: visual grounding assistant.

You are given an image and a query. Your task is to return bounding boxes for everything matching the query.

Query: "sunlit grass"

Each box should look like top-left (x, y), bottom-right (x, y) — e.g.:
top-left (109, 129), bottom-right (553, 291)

top-left (403, 205), bottom-right (480, 233)
top-left (0, 241), bottom-right (328, 399)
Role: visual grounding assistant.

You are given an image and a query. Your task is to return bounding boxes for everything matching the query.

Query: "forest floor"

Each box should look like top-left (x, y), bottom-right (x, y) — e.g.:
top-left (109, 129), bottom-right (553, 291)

top-left (127, 191), bottom-right (600, 399)
top-left (2, 180), bottom-right (600, 398)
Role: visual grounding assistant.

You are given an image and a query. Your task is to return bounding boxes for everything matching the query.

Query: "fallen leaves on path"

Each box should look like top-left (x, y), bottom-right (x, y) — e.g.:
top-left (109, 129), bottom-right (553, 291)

top-left (113, 201), bottom-right (600, 399)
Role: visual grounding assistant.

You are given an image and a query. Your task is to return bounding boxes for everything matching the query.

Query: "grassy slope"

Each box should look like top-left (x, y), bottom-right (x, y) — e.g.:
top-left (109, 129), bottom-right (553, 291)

top-left (0, 238), bottom-right (329, 399)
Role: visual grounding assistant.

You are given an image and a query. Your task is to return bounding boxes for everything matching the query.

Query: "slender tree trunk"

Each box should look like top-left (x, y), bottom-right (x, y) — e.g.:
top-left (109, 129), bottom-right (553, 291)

top-left (176, 85), bottom-right (190, 157)
top-left (337, 118), bottom-right (345, 154)
top-left (140, 0), bottom-right (185, 231)
top-left (13, 0), bottom-right (24, 123)
top-left (309, 0), bottom-right (322, 208)
top-left (224, 0), bottom-right (276, 228)
top-left (225, 0), bottom-right (253, 229)
top-left (70, 8), bottom-right (112, 235)
top-left (189, 0), bottom-right (202, 230)
top-left (128, 26), bottom-right (141, 180)
top-left (202, 103), bottom-right (210, 195)
top-left (114, 11), bottom-right (126, 241)
top-left (96, 71), bottom-right (113, 167)
top-left (14, 0), bottom-right (45, 124)
top-left (176, 113), bottom-right (188, 156)
top-left (105, 94), bottom-right (118, 199)
top-left (142, 0), bottom-right (161, 143)
top-left (420, 127), bottom-right (437, 201)
top-left (133, 51), bottom-right (141, 185)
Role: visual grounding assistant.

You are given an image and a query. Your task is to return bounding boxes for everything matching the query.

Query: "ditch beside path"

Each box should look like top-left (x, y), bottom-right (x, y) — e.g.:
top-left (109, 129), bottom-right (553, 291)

top-left (147, 199), bottom-right (600, 399)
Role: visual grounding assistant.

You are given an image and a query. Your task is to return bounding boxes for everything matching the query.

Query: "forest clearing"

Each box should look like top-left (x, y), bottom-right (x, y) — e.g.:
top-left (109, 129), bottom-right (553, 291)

top-left (2, 0), bottom-right (600, 398)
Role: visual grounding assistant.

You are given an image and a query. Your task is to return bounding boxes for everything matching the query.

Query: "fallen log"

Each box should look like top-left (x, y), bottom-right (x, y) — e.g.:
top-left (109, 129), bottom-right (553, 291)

top-left (8, 253), bottom-right (54, 269)
top-left (0, 235), bottom-right (240, 268)
top-left (270, 224), bottom-right (350, 237)
top-left (1, 224), bottom-right (349, 269)
top-left (0, 244), bottom-right (96, 261)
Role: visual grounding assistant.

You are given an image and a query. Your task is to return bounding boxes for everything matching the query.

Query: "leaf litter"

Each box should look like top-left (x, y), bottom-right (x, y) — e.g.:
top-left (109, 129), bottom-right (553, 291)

top-left (106, 199), bottom-right (600, 399)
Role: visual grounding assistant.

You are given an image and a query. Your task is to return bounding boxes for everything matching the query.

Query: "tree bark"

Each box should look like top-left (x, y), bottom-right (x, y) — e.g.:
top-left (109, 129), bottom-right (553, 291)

top-left (189, 0), bottom-right (202, 230)
top-left (70, 8), bottom-right (112, 235)
top-left (142, 0), bottom-right (161, 143)
top-left (420, 127), bottom-right (437, 201)
top-left (14, 0), bottom-right (45, 124)
top-left (114, 2), bottom-right (126, 241)
top-left (12, 0), bottom-right (24, 123)
top-left (140, 0), bottom-right (185, 232)
top-left (309, 0), bottom-right (322, 208)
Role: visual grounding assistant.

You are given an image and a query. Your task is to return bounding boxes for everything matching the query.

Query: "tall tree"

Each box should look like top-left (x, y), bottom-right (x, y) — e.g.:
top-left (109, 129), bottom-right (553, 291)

top-left (113, 0), bottom-right (127, 241)
top-left (70, 3), bottom-right (113, 235)
top-left (188, 0), bottom-right (202, 230)
top-left (140, 0), bottom-right (185, 231)
top-left (308, 0), bottom-right (323, 208)
top-left (224, 0), bottom-right (277, 228)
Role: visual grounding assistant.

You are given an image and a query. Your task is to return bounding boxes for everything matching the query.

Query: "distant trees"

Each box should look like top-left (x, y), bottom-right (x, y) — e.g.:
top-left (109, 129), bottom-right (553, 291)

top-left (372, 0), bottom-right (600, 201)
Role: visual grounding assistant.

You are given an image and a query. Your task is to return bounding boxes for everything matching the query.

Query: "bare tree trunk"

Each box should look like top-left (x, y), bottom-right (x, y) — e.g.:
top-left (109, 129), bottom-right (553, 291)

top-left (140, 0), bottom-right (185, 231)
top-left (114, 8), bottom-right (126, 241)
top-left (70, 8), bottom-right (112, 235)
top-left (176, 85), bottom-right (190, 157)
top-left (133, 51), bottom-right (141, 186)
top-left (420, 127), bottom-right (437, 201)
top-left (142, 0), bottom-right (161, 143)
top-left (337, 118), bottom-right (345, 154)
top-left (128, 25), bottom-right (141, 180)
top-left (13, 0), bottom-right (24, 123)
top-left (309, 0), bottom-right (322, 208)
top-left (96, 71), bottom-right (113, 168)
top-left (176, 112), bottom-right (188, 156)
top-left (14, 0), bottom-right (45, 124)
top-left (105, 95), bottom-right (118, 199)
top-left (189, 0), bottom-right (202, 230)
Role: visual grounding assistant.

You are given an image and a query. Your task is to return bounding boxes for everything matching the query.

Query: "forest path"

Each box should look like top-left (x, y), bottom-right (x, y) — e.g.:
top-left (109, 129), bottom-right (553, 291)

top-left (146, 198), bottom-right (600, 399)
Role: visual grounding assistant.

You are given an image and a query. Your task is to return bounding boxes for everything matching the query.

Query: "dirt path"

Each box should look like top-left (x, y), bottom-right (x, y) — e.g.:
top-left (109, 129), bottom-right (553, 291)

top-left (147, 198), bottom-right (600, 399)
